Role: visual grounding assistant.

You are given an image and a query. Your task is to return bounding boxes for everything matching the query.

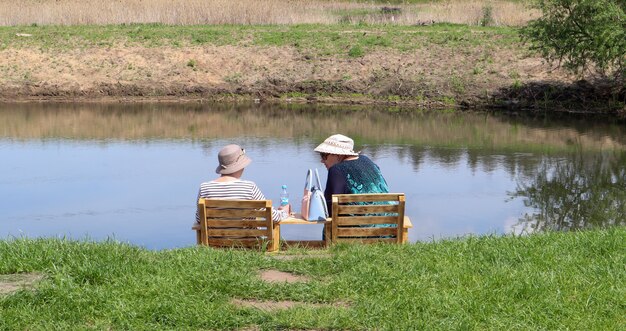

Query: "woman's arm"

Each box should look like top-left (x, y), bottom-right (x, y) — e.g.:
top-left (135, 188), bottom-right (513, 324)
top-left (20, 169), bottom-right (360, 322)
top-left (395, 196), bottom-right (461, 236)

top-left (324, 166), bottom-right (346, 215)
top-left (251, 183), bottom-right (286, 222)
top-left (195, 188), bottom-right (201, 223)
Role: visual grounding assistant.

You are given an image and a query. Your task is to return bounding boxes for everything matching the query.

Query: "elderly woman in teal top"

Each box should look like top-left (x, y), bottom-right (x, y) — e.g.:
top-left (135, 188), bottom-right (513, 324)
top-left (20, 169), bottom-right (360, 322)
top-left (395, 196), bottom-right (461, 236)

top-left (314, 134), bottom-right (390, 215)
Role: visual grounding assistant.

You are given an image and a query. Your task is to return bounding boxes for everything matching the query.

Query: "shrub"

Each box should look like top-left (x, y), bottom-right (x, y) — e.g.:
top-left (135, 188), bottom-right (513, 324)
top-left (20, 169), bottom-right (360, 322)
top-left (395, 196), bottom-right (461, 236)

top-left (348, 45), bottom-right (365, 58)
top-left (480, 5), bottom-right (494, 26)
top-left (521, 0), bottom-right (626, 80)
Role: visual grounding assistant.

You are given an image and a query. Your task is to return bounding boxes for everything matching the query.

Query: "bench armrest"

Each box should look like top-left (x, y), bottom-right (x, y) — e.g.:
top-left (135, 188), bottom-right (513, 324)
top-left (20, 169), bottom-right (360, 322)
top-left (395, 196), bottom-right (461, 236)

top-left (403, 216), bottom-right (413, 228)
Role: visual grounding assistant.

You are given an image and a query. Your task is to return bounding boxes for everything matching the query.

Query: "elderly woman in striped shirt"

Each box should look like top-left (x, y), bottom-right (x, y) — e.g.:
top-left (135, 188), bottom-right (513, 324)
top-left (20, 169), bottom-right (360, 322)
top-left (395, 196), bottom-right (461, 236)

top-left (195, 144), bottom-right (288, 222)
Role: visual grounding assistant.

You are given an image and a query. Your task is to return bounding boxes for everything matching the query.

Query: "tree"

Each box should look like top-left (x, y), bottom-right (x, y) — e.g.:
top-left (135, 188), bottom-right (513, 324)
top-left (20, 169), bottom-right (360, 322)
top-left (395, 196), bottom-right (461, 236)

top-left (522, 0), bottom-right (626, 80)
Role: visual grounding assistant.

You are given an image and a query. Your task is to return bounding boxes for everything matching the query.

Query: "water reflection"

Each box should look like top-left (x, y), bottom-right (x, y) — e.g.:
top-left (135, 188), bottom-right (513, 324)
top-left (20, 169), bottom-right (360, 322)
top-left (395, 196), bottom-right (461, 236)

top-left (1, 102), bottom-right (625, 249)
top-left (1, 102), bottom-right (624, 151)
top-left (512, 151), bottom-right (626, 233)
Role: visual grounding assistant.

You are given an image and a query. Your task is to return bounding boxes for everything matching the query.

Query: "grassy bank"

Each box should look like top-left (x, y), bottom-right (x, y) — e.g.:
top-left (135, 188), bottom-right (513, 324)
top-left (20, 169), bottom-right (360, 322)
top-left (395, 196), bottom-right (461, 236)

top-left (0, 23), bottom-right (520, 54)
top-left (1, 229), bottom-right (624, 329)
top-left (0, 23), bottom-right (554, 109)
top-left (1, 19), bottom-right (621, 113)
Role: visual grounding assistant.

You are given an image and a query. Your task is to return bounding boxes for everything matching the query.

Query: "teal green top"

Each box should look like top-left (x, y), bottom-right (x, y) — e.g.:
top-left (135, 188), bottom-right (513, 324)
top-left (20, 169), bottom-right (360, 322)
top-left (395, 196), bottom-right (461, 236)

top-left (324, 155), bottom-right (390, 214)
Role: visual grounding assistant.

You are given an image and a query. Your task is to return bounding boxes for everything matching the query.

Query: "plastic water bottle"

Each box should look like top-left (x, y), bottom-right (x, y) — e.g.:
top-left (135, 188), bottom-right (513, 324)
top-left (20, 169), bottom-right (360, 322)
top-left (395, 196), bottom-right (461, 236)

top-left (280, 185), bottom-right (289, 206)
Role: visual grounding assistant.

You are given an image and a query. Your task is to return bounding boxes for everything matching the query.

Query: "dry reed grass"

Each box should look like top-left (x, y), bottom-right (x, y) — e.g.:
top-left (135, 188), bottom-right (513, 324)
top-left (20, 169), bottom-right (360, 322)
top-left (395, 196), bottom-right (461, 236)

top-left (0, 0), bottom-right (539, 27)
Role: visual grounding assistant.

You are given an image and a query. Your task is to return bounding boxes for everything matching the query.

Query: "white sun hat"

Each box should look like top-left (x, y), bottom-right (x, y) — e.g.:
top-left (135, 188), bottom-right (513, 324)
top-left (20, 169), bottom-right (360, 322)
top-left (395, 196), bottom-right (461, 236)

top-left (314, 134), bottom-right (359, 156)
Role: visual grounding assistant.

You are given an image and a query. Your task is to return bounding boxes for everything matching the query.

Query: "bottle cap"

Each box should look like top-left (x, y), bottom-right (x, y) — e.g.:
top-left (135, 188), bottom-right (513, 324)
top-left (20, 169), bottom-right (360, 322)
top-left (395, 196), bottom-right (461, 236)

top-left (282, 184), bottom-right (287, 189)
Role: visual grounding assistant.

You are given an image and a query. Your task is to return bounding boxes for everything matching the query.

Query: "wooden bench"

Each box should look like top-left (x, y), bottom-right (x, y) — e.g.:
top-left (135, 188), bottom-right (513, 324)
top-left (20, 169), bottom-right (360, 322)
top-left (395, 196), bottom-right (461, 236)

top-left (328, 193), bottom-right (410, 244)
top-left (194, 199), bottom-right (279, 252)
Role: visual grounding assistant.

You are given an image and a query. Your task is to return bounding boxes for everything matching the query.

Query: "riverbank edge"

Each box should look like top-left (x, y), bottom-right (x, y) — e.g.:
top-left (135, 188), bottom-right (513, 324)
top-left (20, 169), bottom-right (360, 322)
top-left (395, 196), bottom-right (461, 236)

top-left (4, 79), bottom-right (624, 117)
top-left (1, 228), bottom-right (625, 329)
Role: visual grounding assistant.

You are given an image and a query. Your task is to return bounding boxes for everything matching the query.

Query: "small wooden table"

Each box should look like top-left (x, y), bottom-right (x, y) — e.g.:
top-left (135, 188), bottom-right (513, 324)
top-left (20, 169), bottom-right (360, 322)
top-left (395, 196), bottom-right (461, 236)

top-left (276, 213), bottom-right (330, 248)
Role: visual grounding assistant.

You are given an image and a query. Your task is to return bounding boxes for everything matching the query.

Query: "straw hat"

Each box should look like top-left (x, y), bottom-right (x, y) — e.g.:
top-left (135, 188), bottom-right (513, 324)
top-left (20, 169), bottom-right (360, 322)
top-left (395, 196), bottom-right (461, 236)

top-left (314, 134), bottom-right (359, 156)
top-left (215, 144), bottom-right (252, 174)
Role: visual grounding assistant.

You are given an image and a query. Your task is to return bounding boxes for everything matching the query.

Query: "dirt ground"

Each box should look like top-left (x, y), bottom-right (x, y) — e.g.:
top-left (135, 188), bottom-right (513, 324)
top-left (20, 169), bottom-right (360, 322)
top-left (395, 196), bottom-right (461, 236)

top-left (0, 45), bottom-right (572, 103)
top-left (0, 43), bottom-right (604, 111)
top-left (226, 269), bottom-right (345, 312)
top-left (259, 269), bottom-right (311, 283)
top-left (0, 273), bottom-right (43, 295)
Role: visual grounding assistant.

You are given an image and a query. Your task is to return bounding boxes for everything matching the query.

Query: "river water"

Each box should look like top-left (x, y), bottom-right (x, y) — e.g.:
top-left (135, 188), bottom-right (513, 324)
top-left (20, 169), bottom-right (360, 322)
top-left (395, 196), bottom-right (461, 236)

top-left (1, 102), bottom-right (624, 249)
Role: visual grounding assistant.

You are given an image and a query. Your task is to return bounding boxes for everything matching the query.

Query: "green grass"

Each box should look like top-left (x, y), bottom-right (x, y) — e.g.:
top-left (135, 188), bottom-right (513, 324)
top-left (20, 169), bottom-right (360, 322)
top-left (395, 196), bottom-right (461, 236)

top-left (0, 23), bottom-right (520, 57)
top-left (1, 228), bottom-right (625, 330)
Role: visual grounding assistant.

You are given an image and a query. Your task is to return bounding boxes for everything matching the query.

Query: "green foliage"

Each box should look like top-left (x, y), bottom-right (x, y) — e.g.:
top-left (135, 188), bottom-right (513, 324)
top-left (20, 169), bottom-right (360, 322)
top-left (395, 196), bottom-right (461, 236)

top-left (0, 24), bottom-right (519, 57)
top-left (522, 0), bottom-right (626, 79)
top-left (480, 5), bottom-right (494, 26)
top-left (348, 45), bottom-right (365, 57)
top-left (450, 75), bottom-right (466, 94)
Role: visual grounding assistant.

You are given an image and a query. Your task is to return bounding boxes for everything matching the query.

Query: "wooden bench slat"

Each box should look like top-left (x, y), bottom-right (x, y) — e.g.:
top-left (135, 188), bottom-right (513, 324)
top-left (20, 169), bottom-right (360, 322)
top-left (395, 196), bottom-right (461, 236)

top-left (205, 209), bottom-right (269, 218)
top-left (200, 199), bottom-right (271, 208)
top-left (333, 238), bottom-right (398, 244)
top-left (335, 216), bottom-right (399, 225)
top-left (208, 229), bottom-right (268, 237)
top-left (207, 238), bottom-right (268, 248)
top-left (204, 219), bottom-right (269, 228)
top-left (336, 227), bottom-right (397, 237)
top-left (337, 204), bottom-right (399, 214)
top-left (334, 193), bottom-right (404, 203)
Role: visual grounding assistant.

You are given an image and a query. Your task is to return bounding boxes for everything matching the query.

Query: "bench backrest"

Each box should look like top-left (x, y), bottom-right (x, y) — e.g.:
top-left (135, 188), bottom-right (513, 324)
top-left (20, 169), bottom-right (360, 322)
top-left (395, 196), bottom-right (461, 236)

top-left (197, 199), bottom-right (278, 252)
top-left (330, 193), bottom-right (405, 244)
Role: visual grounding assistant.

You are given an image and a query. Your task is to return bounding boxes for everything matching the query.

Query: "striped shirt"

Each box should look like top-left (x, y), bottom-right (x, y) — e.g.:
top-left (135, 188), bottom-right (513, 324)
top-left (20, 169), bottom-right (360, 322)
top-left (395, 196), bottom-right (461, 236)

top-left (195, 179), bottom-right (285, 222)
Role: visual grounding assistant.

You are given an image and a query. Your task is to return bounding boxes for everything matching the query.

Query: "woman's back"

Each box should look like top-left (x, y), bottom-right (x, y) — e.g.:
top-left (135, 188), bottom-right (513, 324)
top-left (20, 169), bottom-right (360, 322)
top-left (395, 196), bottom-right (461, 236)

top-left (330, 155), bottom-right (389, 195)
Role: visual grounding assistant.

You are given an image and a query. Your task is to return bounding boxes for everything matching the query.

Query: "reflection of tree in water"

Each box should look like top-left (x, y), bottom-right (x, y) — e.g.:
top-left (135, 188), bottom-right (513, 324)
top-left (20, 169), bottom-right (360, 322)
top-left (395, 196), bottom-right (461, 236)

top-left (427, 147), bottom-right (463, 169)
top-left (407, 146), bottom-right (426, 172)
top-left (512, 151), bottom-right (626, 233)
top-left (389, 146), bottom-right (545, 179)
